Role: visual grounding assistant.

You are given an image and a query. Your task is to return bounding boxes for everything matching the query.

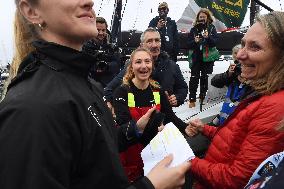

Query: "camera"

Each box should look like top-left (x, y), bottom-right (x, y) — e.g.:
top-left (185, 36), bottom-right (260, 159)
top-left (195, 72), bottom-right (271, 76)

top-left (93, 45), bottom-right (118, 72)
top-left (94, 50), bottom-right (112, 71)
top-left (233, 60), bottom-right (242, 76)
top-left (159, 15), bottom-right (167, 21)
top-left (196, 19), bottom-right (207, 38)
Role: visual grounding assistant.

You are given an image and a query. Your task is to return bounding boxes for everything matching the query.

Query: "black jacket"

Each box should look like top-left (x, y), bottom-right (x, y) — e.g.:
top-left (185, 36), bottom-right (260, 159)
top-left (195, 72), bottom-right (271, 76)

top-left (149, 16), bottom-right (179, 62)
top-left (211, 70), bottom-right (238, 88)
top-left (0, 41), bottom-right (154, 189)
top-left (104, 52), bottom-right (188, 106)
top-left (113, 82), bottom-right (187, 133)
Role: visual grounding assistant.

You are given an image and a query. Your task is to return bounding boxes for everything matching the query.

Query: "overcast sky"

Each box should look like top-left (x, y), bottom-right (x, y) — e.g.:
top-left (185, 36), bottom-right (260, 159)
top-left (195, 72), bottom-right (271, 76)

top-left (1, 0), bottom-right (283, 66)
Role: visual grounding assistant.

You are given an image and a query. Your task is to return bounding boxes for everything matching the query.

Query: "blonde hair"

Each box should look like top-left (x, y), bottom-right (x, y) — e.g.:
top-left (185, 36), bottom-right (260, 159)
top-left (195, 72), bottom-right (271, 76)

top-left (11, 0), bottom-right (40, 78)
top-left (193, 8), bottom-right (214, 26)
top-left (123, 48), bottom-right (160, 89)
top-left (249, 11), bottom-right (284, 95)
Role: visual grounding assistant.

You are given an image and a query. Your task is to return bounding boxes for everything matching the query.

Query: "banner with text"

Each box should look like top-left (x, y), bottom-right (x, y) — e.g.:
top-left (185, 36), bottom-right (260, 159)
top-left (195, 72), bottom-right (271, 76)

top-left (177, 0), bottom-right (250, 32)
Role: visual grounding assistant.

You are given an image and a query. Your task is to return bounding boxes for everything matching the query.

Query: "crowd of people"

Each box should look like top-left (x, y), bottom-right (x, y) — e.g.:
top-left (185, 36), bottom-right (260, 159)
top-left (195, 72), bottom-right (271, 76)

top-left (0, 0), bottom-right (283, 189)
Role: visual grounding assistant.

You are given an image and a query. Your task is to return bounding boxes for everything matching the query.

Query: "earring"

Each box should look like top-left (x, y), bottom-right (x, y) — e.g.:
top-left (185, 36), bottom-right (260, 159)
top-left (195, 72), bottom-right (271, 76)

top-left (38, 23), bottom-right (43, 31)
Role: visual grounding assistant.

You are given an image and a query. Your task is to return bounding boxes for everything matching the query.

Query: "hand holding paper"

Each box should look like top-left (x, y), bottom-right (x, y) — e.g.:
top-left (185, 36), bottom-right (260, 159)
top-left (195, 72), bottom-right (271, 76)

top-left (141, 122), bottom-right (195, 175)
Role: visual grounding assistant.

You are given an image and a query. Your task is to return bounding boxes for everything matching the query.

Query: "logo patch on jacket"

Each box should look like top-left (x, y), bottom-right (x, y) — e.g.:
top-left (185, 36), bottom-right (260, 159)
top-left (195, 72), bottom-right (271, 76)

top-left (257, 161), bottom-right (276, 176)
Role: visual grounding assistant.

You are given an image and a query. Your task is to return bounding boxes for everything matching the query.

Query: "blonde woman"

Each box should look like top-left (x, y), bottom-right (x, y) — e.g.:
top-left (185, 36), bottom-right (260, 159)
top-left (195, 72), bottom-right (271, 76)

top-left (113, 47), bottom-right (191, 181)
top-left (186, 11), bottom-right (284, 189)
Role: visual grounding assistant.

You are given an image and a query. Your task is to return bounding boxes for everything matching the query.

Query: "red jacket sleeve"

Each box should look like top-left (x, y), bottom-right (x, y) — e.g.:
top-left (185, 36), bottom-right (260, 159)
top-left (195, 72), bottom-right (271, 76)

top-left (202, 125), bottom-right (218, 140)
top-left (191, 94), bottom-right (284, 189)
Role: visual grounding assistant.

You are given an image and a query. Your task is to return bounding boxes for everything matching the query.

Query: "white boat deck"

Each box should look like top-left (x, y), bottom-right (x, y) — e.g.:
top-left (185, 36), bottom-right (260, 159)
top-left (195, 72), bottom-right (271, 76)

top-left (173, 60), bottom-right (231, 123)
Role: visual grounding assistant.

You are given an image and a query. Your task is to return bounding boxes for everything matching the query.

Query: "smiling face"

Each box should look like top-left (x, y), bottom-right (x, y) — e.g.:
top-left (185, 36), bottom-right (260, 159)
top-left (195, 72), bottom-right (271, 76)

top-left (131, 51), bottom-right (153, 83)
top-left (158, 7), bottom-right (168, 18)
top-left (198, 12), bottom-right (208, 23)
top-left (236, 22), bottom-right (278, 80)
top-left (141, 31), bottom-right (161, 59)
top-left (96, 22), bottom-right (107, 41)
top-left (23, 0), bottom-right (98, 50)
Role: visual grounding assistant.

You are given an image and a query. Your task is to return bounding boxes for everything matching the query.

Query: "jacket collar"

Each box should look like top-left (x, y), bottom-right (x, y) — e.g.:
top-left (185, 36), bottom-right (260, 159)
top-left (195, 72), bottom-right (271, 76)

top-left (32, 40), bottom-right (95, 77)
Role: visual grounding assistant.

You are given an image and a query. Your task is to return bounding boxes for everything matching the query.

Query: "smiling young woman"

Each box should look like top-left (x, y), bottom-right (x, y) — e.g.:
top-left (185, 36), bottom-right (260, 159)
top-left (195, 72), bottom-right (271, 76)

top-left (113, 48), bottom-right (193, 181)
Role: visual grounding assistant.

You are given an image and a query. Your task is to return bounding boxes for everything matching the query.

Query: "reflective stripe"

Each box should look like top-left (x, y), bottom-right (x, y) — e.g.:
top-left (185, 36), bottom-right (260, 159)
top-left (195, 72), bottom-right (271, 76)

top-left (127, 91), bottom-right (161, 107)
top-left (153, 91), bottom-right (160, 105)
top-left (128, 93), bottom-right (135, 107)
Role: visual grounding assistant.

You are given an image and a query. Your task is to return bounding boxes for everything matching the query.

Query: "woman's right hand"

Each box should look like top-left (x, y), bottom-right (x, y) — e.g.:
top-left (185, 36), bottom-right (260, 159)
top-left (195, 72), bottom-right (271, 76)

top-left (185, 118), bottom-right (205, 137)
top-left (228, 62), bottom-right (236, 76)
top-left (146, 154), bottom-right (191, 189)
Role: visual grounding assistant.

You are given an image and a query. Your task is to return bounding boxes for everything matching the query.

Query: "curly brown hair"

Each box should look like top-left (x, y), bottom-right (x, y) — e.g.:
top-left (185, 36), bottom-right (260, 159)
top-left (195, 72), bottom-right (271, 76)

top-left (193, 8), bottom-right (214, 26)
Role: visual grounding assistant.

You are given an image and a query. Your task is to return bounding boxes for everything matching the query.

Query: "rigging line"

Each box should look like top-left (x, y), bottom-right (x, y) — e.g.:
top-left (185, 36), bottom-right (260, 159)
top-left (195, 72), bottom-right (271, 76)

top-left (110, 0), bottom-right (127, 30)
top-left (253, 0), bottom-right (274, 12)
top-left (121, 0), bottom-right (128, 19)
top-left (131, 0), bottom-right (143, 29)
top-left (278, 0), bottom-right (283, 10)
top-left (106, 0), bottom-right (112, 6)
top-left (98, 0), bottom-right (112, 16)
top-left (110, 1), bottom-right (117, 32)
top-left (97, 0), bottom-right (104, 16)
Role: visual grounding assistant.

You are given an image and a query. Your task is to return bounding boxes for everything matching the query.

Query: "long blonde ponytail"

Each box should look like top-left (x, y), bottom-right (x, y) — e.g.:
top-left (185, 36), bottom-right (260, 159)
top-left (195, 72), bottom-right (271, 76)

top-left (11, 9), bottom-right (36, 78)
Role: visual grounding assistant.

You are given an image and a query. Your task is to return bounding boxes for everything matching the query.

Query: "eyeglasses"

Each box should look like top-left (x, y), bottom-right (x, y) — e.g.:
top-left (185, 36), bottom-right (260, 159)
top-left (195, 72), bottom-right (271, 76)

top-left (158, 7), bottom-right (167, 12)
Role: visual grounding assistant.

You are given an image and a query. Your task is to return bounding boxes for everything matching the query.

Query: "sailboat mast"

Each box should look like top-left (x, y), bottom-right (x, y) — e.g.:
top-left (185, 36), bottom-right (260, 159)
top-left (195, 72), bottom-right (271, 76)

top-left (250, 0), bottom-right (260, 26)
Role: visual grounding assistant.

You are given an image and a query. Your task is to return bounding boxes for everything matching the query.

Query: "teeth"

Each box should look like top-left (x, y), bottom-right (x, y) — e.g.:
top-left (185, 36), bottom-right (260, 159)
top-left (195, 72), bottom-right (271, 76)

top-left (242, 64), bottom-right (255, 67)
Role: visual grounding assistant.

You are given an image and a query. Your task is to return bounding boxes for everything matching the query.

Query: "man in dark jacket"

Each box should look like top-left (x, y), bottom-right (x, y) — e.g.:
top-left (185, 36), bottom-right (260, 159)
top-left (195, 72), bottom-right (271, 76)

top-left (103, 27), bottom-right (188, 113)
top-left (82, 17), bottom-right (121, 88)
top-left (148, 2), bottom-right (179, 62)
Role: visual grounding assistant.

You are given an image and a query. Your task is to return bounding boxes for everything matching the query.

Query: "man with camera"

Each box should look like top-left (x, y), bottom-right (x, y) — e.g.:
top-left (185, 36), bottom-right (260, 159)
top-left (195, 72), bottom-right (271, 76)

top-left (82, 17), bottom-right (121, 88)
top-left (210, 44), bottom-right (247, 126)
top-left (148, 2), bottom-right (179, 62)
top-left (187, 8), bottom-right (218, 108)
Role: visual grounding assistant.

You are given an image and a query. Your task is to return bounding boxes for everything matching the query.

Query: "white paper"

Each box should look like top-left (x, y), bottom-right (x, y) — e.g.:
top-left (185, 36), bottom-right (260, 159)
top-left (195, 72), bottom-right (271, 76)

top-left (141, 122), bottom-right (195, 175)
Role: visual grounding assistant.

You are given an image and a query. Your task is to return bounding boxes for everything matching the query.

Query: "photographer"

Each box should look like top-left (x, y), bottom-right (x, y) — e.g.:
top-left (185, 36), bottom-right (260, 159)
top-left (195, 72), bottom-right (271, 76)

top-left (82, 17), bottom-right (121, 88)
top-left (149, 2), bottom-right (179, 62)
top-left (187, 8), bottom-right (218, 108)
top-left (210, 44), bottom-right (247, 126)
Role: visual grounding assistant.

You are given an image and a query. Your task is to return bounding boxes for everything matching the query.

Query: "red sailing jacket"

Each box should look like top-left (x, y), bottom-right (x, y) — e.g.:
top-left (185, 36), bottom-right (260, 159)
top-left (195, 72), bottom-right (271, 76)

top-left (120, 90), bottom-right (161, 182)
